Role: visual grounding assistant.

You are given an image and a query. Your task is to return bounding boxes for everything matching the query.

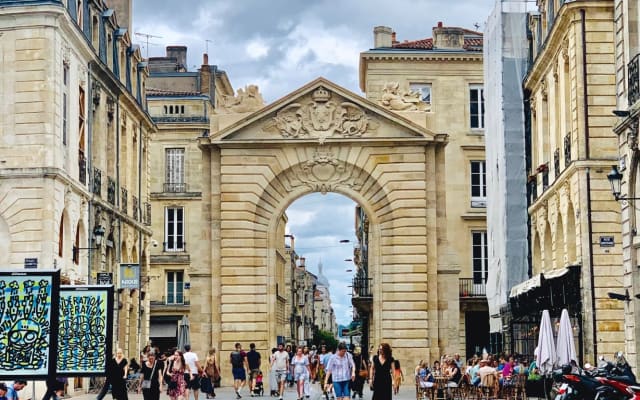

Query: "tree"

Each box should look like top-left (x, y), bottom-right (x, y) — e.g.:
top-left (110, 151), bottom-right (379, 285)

top-left (313, 329), bottom-right (338, 350)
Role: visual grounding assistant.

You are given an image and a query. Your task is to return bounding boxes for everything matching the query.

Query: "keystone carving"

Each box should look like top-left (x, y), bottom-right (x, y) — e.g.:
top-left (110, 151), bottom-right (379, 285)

top-left (379, 82), bottom-right (429, 111)
top-left (220, 84), bottom-right (265, 113)
top-left (263, 87), bottom-right (372, 144)
top-left (297, 149), bottom-right (362, 194)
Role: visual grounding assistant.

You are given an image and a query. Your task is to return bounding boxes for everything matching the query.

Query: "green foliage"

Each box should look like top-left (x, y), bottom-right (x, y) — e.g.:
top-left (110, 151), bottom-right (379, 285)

top-left (313, 329), bottom-right (338, 350)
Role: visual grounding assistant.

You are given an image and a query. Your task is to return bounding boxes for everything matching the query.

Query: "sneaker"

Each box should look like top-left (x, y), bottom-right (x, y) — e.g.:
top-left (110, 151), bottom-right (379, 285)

top-left (236, 391), bottom-right (242, 399)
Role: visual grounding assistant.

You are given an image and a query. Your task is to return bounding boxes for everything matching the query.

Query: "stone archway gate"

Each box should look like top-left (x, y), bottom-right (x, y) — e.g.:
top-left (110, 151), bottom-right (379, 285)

top-left (197, 78), bottom-right (453, 366)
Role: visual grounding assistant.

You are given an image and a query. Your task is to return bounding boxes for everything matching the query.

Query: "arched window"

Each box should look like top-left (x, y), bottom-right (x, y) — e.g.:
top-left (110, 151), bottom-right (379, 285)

top-left (73, 224), bottom-right (80, 265)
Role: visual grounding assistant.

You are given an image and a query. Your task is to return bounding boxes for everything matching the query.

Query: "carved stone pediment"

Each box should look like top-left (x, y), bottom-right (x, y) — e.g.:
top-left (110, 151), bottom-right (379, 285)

top-left (263, 86), bottom-right (374, 144)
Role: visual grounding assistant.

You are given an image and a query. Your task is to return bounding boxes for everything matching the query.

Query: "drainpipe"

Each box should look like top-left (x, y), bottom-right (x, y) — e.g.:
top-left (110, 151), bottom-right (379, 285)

top-left (581, 8), bottom-right (598, 360)
top-left (114, 98), bottom-right (120, 349)
top-left (87, 63), bottom-right (94, 284)
top-left (137, 122), bottom-right (144, 360)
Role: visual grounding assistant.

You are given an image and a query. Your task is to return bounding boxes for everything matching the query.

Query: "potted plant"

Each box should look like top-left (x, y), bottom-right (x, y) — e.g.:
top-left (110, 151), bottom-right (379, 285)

top-left (536, 163), bottom-right (549, 173)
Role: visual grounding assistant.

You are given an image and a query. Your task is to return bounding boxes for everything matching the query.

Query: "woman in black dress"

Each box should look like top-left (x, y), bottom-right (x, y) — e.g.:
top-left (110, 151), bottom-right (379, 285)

top-left (350, 347), bottom-right (367, 399)
top-left (138, 351), bottom-right (163, 400)
top-left (369, 343), bottom-right (394, 400)
top-left (111, 348), bottom-right (129, 400)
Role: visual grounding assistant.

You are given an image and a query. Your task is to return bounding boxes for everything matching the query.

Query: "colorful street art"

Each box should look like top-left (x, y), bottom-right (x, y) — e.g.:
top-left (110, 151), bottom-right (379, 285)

top-left (0, 271), bottom-right (59, 378)
top-left (57, 286), bottom-right (113, 375)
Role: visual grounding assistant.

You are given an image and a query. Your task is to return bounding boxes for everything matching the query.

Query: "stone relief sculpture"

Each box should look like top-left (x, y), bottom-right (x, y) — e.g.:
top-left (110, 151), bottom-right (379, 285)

top-left (221, 84), bottom-right (265, 113)
top-left (379, 82), bottom-right (429, 111)
top-left (263, 87), bottom-right (373, 143)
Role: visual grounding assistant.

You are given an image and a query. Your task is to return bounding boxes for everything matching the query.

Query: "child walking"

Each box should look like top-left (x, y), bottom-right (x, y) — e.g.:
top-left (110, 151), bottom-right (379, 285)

top-left (392, 360), bottom-right (404, 395)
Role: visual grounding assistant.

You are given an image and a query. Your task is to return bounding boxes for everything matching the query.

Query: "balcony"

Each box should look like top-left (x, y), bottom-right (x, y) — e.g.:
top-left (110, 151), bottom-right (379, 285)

top-left (151, 116), bottom-right (209, 124)
top-left (92, 167), bottom-right (102, 196)
top-left (164, 182), bottom-right (186, 193)
top-left (78, 151), bottom-right (86, 185)
top-left (150, 296), bottom-right (190, 310)
top-left (352, 276), bottom-right (372, 314)
top-left (459, 278), bottom-right (486, 298)
top-left (629, 53), bottom-right (640, 106)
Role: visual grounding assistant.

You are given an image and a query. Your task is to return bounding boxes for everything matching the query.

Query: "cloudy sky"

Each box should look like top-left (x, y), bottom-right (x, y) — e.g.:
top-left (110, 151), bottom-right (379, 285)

top-left (132, 0), bottom-right (498, 325)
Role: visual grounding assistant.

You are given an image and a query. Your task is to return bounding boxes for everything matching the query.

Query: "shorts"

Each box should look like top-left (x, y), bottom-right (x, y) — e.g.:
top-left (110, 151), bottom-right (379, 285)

top-left (275, 369), bottom-right (288, 382)
top-left (233, 367), bottom-right (247, 381)
top-left (333, 381), bottom-right (350, 398)
top-left (250, 369), bottom-right (261, 380)
top-left (187, 374), bottom-right (200, 390)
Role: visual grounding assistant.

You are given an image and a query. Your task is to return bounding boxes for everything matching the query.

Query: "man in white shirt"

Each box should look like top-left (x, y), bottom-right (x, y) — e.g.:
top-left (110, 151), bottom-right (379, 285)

top-left (271, 343), bottom-right (289, 400)
top-left (324, 343), bottom-right (355, 400)
top-left (184, 344), bottom-right (202, 400)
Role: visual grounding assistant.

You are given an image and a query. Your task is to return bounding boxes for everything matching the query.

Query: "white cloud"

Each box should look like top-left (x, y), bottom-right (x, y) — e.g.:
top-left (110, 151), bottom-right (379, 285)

top-left (246, 38), bottom-right (270, 59)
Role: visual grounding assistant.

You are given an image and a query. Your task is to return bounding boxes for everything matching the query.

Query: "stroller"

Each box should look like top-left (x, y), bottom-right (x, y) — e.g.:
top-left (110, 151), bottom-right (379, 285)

top-left (253, 371), bottom-right (264, 397)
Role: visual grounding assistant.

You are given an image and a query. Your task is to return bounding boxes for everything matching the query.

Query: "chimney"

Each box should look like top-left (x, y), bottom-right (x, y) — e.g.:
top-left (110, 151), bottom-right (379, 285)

top-left (166, 45), bottom-right (187, 71)
top-left (391, 31), bottom-right (398, 45)
top-left (373, 26), bottom-right (393, 48)
top-left (199, 53), bottom-right (211, 97)
top-left (432, 23), bottom-right (465, 50)
top-left (299, 257), bottom-right (306, 268)
top-left (107, 0), bottom-right (132, 35)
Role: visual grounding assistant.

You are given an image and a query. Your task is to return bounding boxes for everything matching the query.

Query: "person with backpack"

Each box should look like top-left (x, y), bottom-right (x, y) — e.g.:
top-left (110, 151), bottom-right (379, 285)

top-left (230, 342), bottom-right (248, 399)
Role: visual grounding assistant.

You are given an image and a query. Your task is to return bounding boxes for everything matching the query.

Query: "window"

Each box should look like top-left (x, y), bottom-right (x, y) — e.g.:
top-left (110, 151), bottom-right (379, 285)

top-left (165, 148), bottom-right (185, 192)
top-left (471, 161), bottom-right (487, 207)
top-left (469, 85), bottom-right (485, 129)
top-left (165, 207), bottom-right (184, 251)
top-left (472, 231), bottom-right (488, 284)
top-left (62, 64), bottom-right (69, 145)
top-left (166, 271), bottom-right (184, 304)
top-left (409, 83), bottom-right (432, 104)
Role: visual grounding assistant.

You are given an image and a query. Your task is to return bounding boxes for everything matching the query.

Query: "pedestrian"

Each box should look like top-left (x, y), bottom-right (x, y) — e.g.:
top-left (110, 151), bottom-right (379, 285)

top-left (370, 343), bottom-right (394, 400)
top-left (324, 343), bottom-right (355, 400)
top-left (111, 348), bottom-right (129, 400)
top-left (392, 360), bottom-right (403, 395)
top-left (204, 348), bottom-right (220, 398)
top-left (5, 381), bottom-right (26, 400)
top-left (183, 344), bottom-right (202, 400)
top-left (271, 343), bottom-right (289, 400)
top-left (230, 342), bottom-right (248, 399)
top-left (0, 383), bottom-right (7, 400)
top-left (246, 343), bottom-right (261, 396)
top-left (302, 346), bottom-right (312, 399)
top-left (138, 350), bottom-right (163, 400)
top-left (350, 347), bottom-right (366, 399)
top-left (166, 350), bottom-right (190, 400)
top-left (291, 347), bottom-right (311, 400)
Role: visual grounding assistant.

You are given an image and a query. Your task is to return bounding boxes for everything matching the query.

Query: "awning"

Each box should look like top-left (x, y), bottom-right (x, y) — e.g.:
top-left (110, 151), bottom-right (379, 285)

top-left (509, 273), bottom-right (543, 298)
top-left (150, 321), bottom-right (178, 338)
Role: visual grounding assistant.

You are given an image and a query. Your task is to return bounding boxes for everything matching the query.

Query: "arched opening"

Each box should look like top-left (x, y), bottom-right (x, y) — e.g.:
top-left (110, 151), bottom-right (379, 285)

top-left (555, 213), bottom-right (566, 267)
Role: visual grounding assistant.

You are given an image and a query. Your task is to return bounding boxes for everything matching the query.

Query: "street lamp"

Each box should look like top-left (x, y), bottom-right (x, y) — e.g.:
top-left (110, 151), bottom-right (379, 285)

top-left (606, 165), bottom-right (640, 202)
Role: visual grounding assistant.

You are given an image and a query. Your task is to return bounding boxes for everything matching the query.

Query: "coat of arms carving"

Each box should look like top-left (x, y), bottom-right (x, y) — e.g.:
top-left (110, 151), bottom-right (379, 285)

top-left (263, 87), bottom-right (372, 143)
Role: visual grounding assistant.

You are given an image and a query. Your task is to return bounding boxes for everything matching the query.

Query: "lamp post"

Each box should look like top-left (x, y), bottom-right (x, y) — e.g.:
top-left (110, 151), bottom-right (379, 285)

top-left (607, 165), bottom-right (640, 201)
top-left (73, 225), bottom-right (106, 284)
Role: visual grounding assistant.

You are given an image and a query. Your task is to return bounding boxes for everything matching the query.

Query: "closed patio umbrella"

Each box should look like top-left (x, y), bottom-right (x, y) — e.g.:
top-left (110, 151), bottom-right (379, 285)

top-left (177, 315), bottom-right (190, 352)
top-left (556, 308), bottom-right (577, 367)
top-left (536, 309), bottom-right (556, 376)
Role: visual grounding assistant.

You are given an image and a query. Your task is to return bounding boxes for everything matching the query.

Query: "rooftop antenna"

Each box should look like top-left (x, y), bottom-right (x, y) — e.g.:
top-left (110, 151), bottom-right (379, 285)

top-left (473, 22), bottom-right (481, 31)
top-left (205, 39), bottom-right (213, 54)
top-left (135, 32), bottom-right (163, 58)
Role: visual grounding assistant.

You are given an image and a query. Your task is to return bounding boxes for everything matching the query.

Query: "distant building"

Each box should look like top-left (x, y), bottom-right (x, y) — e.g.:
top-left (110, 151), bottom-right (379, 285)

top-left (314, 261), bottom-right (338, 336)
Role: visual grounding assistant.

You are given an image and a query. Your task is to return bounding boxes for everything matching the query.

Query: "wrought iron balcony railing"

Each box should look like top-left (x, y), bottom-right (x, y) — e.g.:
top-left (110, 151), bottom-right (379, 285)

top-left (144, 202), bottom-right (151, 225)
top-left (78, 151), bottom-right (87, 185)
top-left (133, 195), bottom-right (139, 221)
top-left (121, 188), bottom-right (128, 214)
top-left (107, 177), bottom-right (116, 205)
top-left (553, 148), bottom-right (560, 179)
top-left (564, 134), bottom-right (571, 167)
top-left (92, 167), bottom-right (102, 196)
top-left (459, 278), bottom-right (487, 298)
top-left (629, 53), bottom-right (640, 106)
top-left (352, 276), bottom-right (372, 298)
top-left (164, 182), bottom-right (187, 193)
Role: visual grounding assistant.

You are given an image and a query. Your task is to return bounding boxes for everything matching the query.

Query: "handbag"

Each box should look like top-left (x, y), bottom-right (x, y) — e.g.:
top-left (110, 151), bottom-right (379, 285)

top-left (200, 376), bottom-right (213, 393)
top-left (358, 358), bottom-right (369, 379)
top-left (142, 361), bottom-right (157, 389)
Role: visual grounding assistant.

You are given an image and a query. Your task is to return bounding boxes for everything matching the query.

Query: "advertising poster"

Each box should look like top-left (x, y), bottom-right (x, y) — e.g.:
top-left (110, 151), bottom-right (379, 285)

top-left (57, 285), bottom-right (114, 375)
top-left (0, 270), bottom-right (60, 378)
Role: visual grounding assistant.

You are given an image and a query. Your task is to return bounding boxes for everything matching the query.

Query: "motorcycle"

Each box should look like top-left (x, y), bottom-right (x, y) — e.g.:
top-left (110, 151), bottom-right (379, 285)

top-left (553, 352), bottom-right (640, 400)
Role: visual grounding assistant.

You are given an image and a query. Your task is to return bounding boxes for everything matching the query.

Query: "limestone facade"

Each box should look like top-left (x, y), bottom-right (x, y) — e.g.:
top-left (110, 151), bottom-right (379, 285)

top-left (198, 77), bottom-right (449, 371)
top-left (359, 24), bottom-right (489, 360)
top-left (612, 0), bottom-right (640, 372)
top-left (0, 0), bottom-right (154, 382)
top-left (524, 0), bottom-right (624, 362)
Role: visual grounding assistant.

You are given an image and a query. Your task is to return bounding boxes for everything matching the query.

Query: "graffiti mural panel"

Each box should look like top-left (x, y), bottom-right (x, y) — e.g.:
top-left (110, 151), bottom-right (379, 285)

top-left (0, 270), bottom-right (60, 378)
top-left (58, 286), bottom-right (114, 375)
